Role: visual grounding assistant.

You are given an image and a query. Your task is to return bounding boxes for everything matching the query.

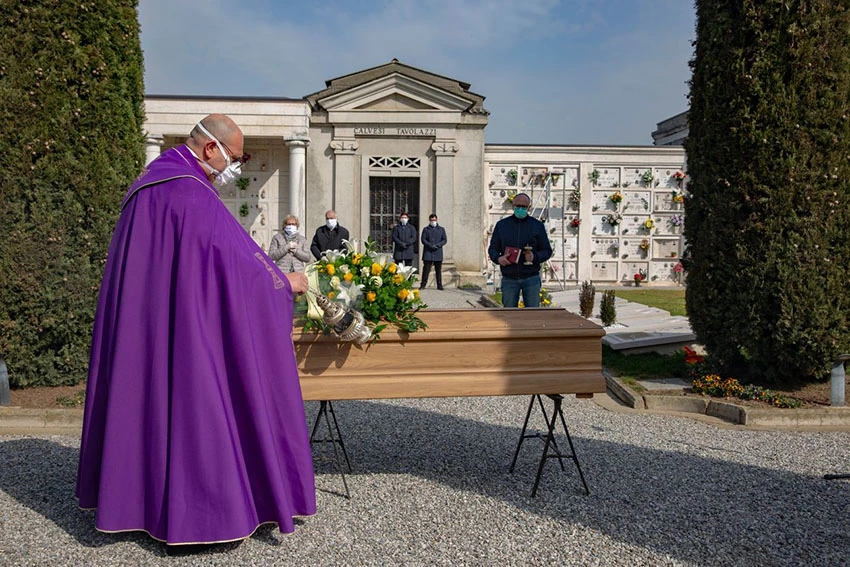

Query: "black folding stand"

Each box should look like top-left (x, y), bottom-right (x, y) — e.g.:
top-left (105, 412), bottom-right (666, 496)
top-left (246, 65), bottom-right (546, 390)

top-left (309, 400), bottom-right (352, 499)
top-left (509, 394), bottom-right (590, 497)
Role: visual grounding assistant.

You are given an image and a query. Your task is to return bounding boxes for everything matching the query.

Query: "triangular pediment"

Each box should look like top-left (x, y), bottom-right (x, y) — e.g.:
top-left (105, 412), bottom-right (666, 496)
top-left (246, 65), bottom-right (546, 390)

top-left (305, 60), bottom-right (488, 115)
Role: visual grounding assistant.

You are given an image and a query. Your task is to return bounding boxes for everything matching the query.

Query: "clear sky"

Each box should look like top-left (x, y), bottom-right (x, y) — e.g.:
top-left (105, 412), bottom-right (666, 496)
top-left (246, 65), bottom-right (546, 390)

top-left (138, 0), bottom-right (695, 145)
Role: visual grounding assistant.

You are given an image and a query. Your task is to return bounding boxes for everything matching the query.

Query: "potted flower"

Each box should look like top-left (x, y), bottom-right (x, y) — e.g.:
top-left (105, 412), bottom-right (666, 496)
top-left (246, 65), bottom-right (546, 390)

top-left (504, 190), bottom-right (517, 205)
top-left (239, 203), bottom-right (250, 217)
top-left (569, 187), bottom-right (581, 205)
top-left (570, 217), bottom-right (581, 228)
top-left (609, 191), bottom-right (623, 204)
top-left (643, 217), bottom-right (655, 231)
top-left (589, 169), bottom-right (600, 186)
top-left (671, 189), bottom-right (685, 205)
top-left (672, 171), bottom-right (686, 187)
top-left (633, 269), bottom-right (647, 286)
top-left (639, 238), bottom-right (650, 252)
top-left (670, 214), bottom-right (684, 229)
top-left (235, 177), bottom-right (250, 191)
top-left (605, 213), bottom-right (622, 226)
top-left (641, 170), bottom-right (654, 186)
top-left (507, 169), bottom-right (518, 186)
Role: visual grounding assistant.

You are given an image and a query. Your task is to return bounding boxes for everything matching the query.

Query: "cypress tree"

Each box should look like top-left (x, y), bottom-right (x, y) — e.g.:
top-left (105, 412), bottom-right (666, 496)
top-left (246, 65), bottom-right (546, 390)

top-left (685, 1), bottom-right (850, 385)
top-left (0, 0), bottom-right (145, 386)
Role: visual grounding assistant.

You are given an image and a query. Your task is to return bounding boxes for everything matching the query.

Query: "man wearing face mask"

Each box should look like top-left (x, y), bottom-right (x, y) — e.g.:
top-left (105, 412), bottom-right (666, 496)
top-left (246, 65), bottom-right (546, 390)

top-left (310, 210), bottom-right (350, 260)
top-left (76, 114), bottom-right (316, 548)
top-left (392, 212), bottom-right (417, 265)
top-left (420, 213), bottom-right (447, 290)
top-left (488, 192), bottom-right (552, 308)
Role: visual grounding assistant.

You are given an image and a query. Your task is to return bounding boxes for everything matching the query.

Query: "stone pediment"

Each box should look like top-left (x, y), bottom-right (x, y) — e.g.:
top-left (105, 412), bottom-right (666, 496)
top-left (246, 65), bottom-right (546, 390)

top-left (306, 59), bottom-right (488, 115)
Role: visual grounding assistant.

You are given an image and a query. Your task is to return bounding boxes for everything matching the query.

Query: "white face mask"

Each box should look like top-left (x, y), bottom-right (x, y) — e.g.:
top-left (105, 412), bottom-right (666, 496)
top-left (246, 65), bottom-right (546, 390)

top-left (400, 218), bottom-right (408, 225)
top-left (326, 218), bottom-right (338, 229)
top-left (284, 225), bottom-right (298, 236)
top-left (429, 221), bottom-right (437, 228)
top-left (195, 121), bottom-right (242, 187)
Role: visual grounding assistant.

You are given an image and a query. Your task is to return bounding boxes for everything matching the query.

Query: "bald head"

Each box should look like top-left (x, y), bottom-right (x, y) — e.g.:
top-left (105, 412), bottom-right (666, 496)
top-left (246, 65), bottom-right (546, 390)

top-left (187, 114), bottom-right (243, 156)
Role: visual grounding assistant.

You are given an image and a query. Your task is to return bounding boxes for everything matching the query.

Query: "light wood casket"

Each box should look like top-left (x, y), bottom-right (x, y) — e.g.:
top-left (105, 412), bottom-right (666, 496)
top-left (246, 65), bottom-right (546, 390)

top-left (294, 308), bottom-right (606, 401)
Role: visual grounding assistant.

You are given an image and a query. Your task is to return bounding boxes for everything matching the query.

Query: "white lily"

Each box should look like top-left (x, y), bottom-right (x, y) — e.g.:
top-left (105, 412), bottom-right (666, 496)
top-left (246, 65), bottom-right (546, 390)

top-left (341, 238), bottom-right (360, 255)
top-left (370, 252), bottom-right (392, 267)
top-left (336, 283), bottom-right (364, 306)
top-left (397, 262), bottom-right (418, 280)
top-left (323, 249), bottom-right (346, 262)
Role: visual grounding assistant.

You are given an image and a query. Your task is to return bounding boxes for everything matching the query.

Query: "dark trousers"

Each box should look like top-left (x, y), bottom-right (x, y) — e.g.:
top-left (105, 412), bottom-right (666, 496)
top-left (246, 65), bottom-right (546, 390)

top-left (420, 261), bottom-right (443, 289)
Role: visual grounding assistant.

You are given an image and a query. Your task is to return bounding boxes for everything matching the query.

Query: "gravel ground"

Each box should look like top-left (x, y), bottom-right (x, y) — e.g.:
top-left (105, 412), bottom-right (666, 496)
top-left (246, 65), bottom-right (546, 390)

top-left (2, 395), bottom-right (850, 566)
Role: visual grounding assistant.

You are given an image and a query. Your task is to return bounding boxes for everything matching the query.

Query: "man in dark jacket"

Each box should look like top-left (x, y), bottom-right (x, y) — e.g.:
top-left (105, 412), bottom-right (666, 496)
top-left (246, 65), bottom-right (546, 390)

top-left (391, 212), bottom-right (417, 265)
top-left (310, 209), bottom-right (350, 260)
top-left (420, 213), bottom-right (447, 290)
top-left (487, 193), bottom-right (552, 307)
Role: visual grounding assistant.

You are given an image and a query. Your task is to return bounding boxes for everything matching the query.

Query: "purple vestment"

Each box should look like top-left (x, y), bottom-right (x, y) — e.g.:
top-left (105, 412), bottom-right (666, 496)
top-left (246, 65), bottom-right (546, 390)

top-left (76, 145), bottom-right (316, 544)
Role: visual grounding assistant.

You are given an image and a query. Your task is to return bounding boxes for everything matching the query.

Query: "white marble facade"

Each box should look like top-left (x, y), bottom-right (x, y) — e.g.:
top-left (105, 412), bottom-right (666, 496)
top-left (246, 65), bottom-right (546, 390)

top-left (143, 61), bottom-right (686, 286)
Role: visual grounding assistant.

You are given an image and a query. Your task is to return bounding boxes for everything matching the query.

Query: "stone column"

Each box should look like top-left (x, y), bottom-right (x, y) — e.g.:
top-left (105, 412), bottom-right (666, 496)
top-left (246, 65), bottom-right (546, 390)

top-left (329, 138), bottom-right (359, 234)
top-left (145, 135), bottom-right (164, 165)
top-left (431, 140), bottom-right (458, 263)
top-left (576, 162), bottom-right (594, 282)
top-left (285, 136), bottom-right (310, 224)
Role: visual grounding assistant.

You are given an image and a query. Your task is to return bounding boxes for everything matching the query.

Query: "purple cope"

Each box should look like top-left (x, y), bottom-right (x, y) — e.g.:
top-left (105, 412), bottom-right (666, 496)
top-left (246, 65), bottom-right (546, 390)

top-left (76, 145), bottom-right (316, 545)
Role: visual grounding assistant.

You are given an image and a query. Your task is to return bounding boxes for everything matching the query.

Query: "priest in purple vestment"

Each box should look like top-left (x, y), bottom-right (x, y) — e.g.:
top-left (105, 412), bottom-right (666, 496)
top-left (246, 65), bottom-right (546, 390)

top-left (76, 114), bottom-right (316, 546)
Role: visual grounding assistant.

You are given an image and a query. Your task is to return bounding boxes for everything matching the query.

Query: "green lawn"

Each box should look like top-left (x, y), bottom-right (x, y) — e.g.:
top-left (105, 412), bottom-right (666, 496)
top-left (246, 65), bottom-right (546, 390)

top-left (613, 289), bottom-right (686, 317)
top-left (602, 345), bottom-right (689, 384)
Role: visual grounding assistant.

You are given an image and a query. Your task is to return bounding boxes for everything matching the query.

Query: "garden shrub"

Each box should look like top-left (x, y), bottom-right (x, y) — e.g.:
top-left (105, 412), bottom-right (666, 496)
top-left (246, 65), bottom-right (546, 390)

top-left (599, 290), bottom-right (616, 327)
top-left (579, 280), bottom-right (595, 318)
top-left (685, 1), bottom-right (850, 386)
top-left (0, 0), bottom-right (145, 387)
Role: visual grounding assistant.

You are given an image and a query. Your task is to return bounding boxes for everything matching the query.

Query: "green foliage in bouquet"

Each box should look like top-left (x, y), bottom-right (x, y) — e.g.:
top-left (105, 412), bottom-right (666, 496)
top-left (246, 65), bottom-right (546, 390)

top-left (304, 238), bottom-right (428, 339)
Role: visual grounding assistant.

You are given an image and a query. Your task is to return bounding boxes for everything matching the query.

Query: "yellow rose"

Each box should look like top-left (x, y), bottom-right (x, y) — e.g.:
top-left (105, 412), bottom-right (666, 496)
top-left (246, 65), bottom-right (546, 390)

top-left (366, 291), bottom-right (376, 302)
top-left (326, 264), bottom-right (336, 276)
top-left (413, 289), bottom-right (420, 300)
top-left (343, 272), bottom-right (354, 283)
top-left (327, 291), bottom-right (335, 299)
top-left (371, 263), bottom-right (383, 276)
top-left (387, 263), bottom-right (398, 274)
top-left (352, 254), bottom-right (362, 265)
top-left (392, 274), bottom-right (403, 285)
top-left (397, 289), bottom-right (409, 300)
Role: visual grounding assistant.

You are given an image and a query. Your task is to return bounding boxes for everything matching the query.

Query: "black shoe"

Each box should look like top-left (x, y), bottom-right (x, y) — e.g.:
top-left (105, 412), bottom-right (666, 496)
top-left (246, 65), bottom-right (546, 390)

top-left (437, 286), bottom-right (444, 290)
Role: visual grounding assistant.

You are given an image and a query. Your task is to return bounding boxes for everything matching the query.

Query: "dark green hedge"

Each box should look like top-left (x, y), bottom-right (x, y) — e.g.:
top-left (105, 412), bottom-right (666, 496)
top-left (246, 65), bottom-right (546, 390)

top-left (685, 1), bottom-right (850, 385)
top-left (0, 0), bottom-right (145, 387)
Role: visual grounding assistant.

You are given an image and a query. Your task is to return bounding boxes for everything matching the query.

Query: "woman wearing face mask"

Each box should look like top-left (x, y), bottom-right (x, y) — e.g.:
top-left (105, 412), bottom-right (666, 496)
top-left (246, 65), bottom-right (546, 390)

top-left (268, 215), bottom-right (311, 273)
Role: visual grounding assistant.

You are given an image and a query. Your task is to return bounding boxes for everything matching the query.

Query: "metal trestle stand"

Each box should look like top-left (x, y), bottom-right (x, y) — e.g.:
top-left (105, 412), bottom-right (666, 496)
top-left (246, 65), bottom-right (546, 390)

top-left (310, 400), bottom-right (352, 499)
top-left (509, 394), bottom-right (590, 496)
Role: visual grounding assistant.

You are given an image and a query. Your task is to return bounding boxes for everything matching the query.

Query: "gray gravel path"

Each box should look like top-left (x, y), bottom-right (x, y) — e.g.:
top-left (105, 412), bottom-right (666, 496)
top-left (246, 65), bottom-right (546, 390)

top-left (2, 395), bottom-right (850, 566)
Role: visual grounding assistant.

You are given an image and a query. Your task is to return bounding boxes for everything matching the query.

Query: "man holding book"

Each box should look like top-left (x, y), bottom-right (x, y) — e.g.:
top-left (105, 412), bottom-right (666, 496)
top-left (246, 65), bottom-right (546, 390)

top-left (487, 192), bottom-right (552, 307)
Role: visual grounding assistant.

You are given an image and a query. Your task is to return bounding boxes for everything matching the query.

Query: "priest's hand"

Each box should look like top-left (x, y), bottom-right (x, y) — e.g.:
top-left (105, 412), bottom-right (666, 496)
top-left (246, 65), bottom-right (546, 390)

top-left (285, 272), bottom-right (308, 294)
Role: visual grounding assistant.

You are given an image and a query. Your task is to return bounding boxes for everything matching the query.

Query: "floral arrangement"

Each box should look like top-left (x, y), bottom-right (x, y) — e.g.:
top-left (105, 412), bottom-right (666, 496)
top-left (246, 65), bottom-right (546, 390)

top-left (551, 174), bottom-right (561, 185)
top-left (609, 191), bottom-right (623, 204)
top-left (504, 190), bottom-right (517, 204)
top-left (673, 261), bottom-right (684, 274)
top-left (643, 217), bottom-right (655, 231)
top-left (639, 238), bottom-right (650, 251)
top-left (569, 187), bottom-right (581, 204)
top-left (670, 214), bottom-right (684, 227)
top-left (570, 217), bottom-right (581, 228)
top-left (304, 238), bottom-right (427, 339)
top-left (235, 177), bottom-right (250, 191)
top-left (589, 169), bottom-right (600, 186)
top-left (691, 374), bottom-right (801, 408)
top-left (604, 213), bottom-right (622, 226)
top-left (672, 170), bottom-right (685, 181)
top-left (633, 270), bottom-right (646, 284)
top-left (671, 190), bottom-right (685, 204)
top-left (641, 170), bottom-right (654, 185)
top-left (239, 203), bottom-right (250, 217)
top-left (507, 169), bottom-right (518, 186)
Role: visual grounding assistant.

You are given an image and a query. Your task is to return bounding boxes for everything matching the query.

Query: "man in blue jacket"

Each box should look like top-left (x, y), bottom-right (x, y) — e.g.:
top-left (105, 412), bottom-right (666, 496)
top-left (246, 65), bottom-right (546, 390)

top-left (392, 212), bottom-right (417, 266)
top-left (420, 213), bottom-right (447, 290)
top-left (487, 193), bottom-right (552, 307)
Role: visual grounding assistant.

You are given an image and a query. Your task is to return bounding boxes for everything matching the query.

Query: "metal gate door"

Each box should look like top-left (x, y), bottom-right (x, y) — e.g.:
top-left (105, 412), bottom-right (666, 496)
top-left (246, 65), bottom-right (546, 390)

top-left (369, 177), bottom-right (419, 253)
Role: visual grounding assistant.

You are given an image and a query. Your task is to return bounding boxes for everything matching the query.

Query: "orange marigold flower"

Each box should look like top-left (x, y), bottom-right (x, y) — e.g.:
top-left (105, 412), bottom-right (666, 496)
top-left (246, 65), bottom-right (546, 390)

top-left (371, 263), bottom-right (383, 276)
top-left (366, 291), bottom-right (376, 302)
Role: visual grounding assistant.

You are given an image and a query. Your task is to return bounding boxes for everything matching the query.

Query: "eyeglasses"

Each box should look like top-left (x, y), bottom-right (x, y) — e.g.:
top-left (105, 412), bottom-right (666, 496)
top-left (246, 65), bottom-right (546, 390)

top-left (216, 139), bottom-right (245, 164)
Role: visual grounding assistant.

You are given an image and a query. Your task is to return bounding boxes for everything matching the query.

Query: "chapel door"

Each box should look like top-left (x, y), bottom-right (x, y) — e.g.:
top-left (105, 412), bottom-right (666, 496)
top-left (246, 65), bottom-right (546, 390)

top-left (369, 177), bottom-right (419, 254)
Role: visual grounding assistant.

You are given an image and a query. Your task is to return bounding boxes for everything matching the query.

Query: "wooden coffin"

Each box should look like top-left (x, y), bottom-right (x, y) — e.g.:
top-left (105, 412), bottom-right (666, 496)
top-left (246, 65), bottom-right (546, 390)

top-left (294, 308), bottom-right (606, 401)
